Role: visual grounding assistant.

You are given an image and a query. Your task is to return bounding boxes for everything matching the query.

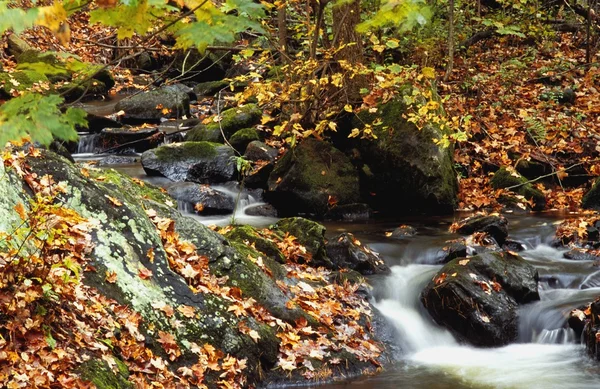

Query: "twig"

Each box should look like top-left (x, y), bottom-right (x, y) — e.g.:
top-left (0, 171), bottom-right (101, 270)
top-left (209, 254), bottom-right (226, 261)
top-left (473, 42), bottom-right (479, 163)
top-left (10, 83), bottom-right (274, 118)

top-left (505, 159), bottom-right (600, 190)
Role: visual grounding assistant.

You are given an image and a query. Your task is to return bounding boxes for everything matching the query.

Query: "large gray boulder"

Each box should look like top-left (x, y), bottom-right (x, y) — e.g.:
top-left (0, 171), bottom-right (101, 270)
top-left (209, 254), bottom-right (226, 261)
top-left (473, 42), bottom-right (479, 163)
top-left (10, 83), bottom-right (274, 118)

top-left (421, 251), bottom-right (539, 347)
top-left (350, 97), bottom-right (457, 215)
top-left (115, 85), bottom-right (190, 121)
top-left (185, 104), bottom-right (262, 143)
top-left (267, 138), bottom-right (360, 217)
top-left (0, 149), bottom-right (388, 386)
top-left (141, 141), bottom-right (237, 183)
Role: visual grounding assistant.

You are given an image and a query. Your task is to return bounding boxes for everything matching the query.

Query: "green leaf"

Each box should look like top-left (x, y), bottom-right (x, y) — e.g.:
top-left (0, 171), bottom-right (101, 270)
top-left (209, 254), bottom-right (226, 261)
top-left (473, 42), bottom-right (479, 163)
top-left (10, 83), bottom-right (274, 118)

top-left (0, 3), bottom-right (39, 34)
top-left (0, 93), bottom-right (87, 146)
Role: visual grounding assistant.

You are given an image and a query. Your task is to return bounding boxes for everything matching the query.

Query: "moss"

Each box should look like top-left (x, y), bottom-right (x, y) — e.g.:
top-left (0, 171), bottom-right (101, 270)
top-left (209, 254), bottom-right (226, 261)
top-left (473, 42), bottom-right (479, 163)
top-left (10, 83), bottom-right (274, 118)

top-left (490, 167), bottom-right (545, 211)
top-left (0, 70), bottom-right (49, 95)
top-left (16, 62), bottom-right (70, 82)
top-left (66, 59), bottom-right (115, 89)
top-left (17, 49), bottom-right (61, 65)
top-left (225, 225), bottom-right (286, 264)
top-left (184, 125), bottom-right (223, 143)
top-left (88, 168), bottom-right (175, 207)
top-left (194, 80), bottom-right (229, 96)
top-left (78, 359), bottom-right (132, 389)
top-left (350, 95), bottom-right (458, 214)
top-left (229, 128), bottom-right (260, 153)
top-left (153, 141), bottom-right (219, 162)
top-left (273, 217), bottom-right (332, 267)
top-left (582, 177), bottom-right (600, 210)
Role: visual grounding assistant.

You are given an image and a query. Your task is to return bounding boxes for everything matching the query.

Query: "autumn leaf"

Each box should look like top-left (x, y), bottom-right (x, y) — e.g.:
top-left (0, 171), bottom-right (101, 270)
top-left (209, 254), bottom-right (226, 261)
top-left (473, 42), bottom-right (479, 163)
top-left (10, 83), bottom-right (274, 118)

top-left (105, 195), bottom-right (122, 207)
top-left (105, 271), bottom-right (117, 283)
top-left (138, 267), bottom-right (153, 280)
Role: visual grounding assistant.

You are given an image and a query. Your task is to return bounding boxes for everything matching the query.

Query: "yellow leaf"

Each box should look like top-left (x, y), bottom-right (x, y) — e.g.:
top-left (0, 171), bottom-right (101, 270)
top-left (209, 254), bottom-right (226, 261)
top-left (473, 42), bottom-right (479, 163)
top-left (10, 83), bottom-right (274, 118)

top-left (422, 67), bottom-right (436, 79)
top-left (37, 2), bottom-right (68, 35)
top-left (344, 104), bottom-right (353, 112)
top-left (348, 128), bottom-right (360, 138)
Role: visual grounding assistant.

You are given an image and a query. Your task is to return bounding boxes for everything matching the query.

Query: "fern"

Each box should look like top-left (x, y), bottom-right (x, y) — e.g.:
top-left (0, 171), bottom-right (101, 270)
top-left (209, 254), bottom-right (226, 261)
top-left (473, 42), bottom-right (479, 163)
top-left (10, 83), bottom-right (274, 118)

top-left (524, 117), bottom-right (546, 142)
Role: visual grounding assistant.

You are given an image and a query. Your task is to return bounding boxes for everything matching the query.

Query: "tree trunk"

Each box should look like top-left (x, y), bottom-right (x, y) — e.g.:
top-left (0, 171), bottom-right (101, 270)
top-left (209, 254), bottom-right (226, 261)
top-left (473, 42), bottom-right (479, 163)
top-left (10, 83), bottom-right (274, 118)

top-left (444, 0), bottom-right (455, 82)
top-left (332, 0), bottom-right (364, 103)
top-left (277, 1), bottom-right (287, 62)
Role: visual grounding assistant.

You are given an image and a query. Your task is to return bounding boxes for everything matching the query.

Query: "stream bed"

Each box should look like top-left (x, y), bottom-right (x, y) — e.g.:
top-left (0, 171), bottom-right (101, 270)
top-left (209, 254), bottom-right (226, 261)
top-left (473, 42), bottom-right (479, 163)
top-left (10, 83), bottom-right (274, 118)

top-left (80, 157), bottom-right (600, 389)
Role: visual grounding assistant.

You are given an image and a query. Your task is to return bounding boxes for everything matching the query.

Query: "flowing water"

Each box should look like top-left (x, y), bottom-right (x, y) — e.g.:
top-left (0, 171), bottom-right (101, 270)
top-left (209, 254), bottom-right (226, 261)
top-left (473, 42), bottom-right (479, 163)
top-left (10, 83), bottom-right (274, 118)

top-left (314, 216), bottom-right (600, 389)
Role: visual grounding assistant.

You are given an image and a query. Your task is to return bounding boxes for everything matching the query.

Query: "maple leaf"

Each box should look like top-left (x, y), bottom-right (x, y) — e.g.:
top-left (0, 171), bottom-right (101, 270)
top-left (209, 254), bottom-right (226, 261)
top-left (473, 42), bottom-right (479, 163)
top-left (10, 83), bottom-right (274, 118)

top-left (105, 195), bottom-right (122, 207)
top-left (105, 271), bottom-right (117, 283)
top-left (177, 305), bottom-right (196, 318)
top-left (138, 267), bottom-right (153, 280)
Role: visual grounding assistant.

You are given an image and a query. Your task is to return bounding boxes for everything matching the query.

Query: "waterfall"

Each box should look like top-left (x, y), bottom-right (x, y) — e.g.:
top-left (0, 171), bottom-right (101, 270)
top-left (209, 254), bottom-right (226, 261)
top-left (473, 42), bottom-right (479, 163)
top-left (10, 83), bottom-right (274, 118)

top-left (76, 132), bottom-right (100, 154)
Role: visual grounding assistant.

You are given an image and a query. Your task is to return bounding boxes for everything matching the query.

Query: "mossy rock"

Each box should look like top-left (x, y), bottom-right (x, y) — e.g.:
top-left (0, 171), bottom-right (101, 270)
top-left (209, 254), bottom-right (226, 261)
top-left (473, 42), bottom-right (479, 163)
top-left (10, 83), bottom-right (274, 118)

top-left (78, 359), bottom-right (132, 389)
top-left (6, 34), bottom-right (33, 57)
top-left (186, 104), bottom-right (262, 142)
top-left (16, 62), bottom-right (70, 82)
top-left (267, 138), bottom-right (360, 217)
top-left (225, 225), bottom-right (286, 264)
top-left (17, 49), bottom-right (61, 65)
top-left (229, 128), bottom-right (260, 154)
top-left (66, 59), bottom-right (115, 90)
top-left (490, 167), bottom-right (546, 211)
top-left (0, 70), bottom-right (49, 96)
top-left (193, 80), bottom-right (229, 96)
top-left (350, 96), bottom-right (457, 215)
top-left (273, 217), bottom-right (333, 268)
top-left (142, 141), bottom-right (236, 183)
top-left (115, 85), bottom-right (190, 121)
top-left (582, 177), bottom-right (600, 210)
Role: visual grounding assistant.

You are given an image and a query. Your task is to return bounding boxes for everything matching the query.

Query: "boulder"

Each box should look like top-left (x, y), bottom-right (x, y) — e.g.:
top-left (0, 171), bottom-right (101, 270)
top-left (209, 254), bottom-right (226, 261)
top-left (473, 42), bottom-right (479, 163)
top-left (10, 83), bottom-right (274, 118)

top-left (245, 203), bottom-right (278, 217)
top-left (454, 214), bottom-right (509, 245)
top-left (582, 177), bottom-right (600, 210)
top-left (326, 233), bottom-right (390, 275)
top-left (114, 85), bottom-right (190, 121)
top-left (193, 80), bottom-right (229, 96)
top-left (0, 149), bottom-right (387, 386)
top-left (229, 128), bottom-right (260, 154)
top-left (438, 239), bottom-right (468, 263)
top-left (274, 217), bottom-right (333, 268)
top-left (387, 225), bottom-right (417, 239)
top-left (490, 167), bottom-right (546, 211)
top-left (84, 113), bottom-right (122, 133)
top-left (185, 104), bottom-right (262, 142)
top-left (420, 251), bottom-right (540, 347)
top-left (324, 203), bottom-right (371, 222)
top-left (349, 97), bottom-right (458, 215)
top-left (167, 182), bottom-right (235, 214)
top-left (267, 138), bottom-right (360, 217)
top-left (141, 142), bottom-right (237, 183)
top-left (243, 162), bottom-right (274, 190)
top-left (244, 140), bottom-right (278, 162)
top-left (98, 127), bottom-right (162, 153)
top-left (581, 298), bottom-right (600, 360)
top-left (6, 34), bottom-right (33, 57)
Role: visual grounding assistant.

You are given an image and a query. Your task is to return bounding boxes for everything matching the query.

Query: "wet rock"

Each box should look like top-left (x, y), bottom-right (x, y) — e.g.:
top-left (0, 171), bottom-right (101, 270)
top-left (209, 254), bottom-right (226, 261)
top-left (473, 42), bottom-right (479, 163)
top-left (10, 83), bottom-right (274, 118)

top-left (490, 168), bottom-right (546, 211)
top-left (421, 251), bottom-right (540, 347)
top-left (502, 238), bottom-right (527, 252)
top-left (274, 217), bottom-right (333, 268)
top-left (244, 140), bottom-right (278, 162)
top-left (84, 113), bottom-right (122, 133)
top-left (141, 142), bottom-right (236, 183)
top-left (167, 182), bottom-right (235, 214)
top-left (454, 214), bottom-right (509, 245)
top-left (243, 162), bottom-right (274, 190)
top-left (267, 138), bottom-right (360, 217)
top-left (114, 85), bottom-right (190, 121)
top-left (387, 225), bottom-right (417, 239)
top-left (568, 308), bottom-right (586, 340)
top-left (563, 248), bottom-right (600, 261)
top-left (582, 298), bottom-right (600, 360)
top-left (245, 203), bottom-right (278, 218)
top-left (229, 128), bottom-right (260, 154)
top-left (6, 34), bottom-right (33, 57)
top-left (326, 233), bottom-right (390, 275)
top-left (582, 178), bottom-right (600, 211)
top-left (438, 239), bottom-right (468, 263)
top-left (186, 104), bottom-right (262, 143)
top-left (193, 80), bottom-right (229, 96)
top-left (349, 96), bottom-right (457, 215)
top-left (97, 155), bottom-right (139, 166)
top-left (224, 226), bottom-right (286, 264)
top-left (324, 203), bottom-right (371, 222)
top-left (98, 127), bottom-right (161, 153)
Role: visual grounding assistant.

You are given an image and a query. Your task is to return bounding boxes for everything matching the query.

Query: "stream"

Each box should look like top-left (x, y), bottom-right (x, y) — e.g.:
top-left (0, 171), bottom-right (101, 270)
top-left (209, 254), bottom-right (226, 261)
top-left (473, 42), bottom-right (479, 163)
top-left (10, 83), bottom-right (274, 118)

top-left (73, 150), bottom-right (600, 388)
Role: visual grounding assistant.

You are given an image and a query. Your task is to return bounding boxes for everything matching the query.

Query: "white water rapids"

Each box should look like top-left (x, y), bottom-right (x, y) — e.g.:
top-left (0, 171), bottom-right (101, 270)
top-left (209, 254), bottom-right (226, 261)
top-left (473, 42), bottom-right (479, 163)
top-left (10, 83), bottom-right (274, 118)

top-left (364, 252), bottom-right (600, 389)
